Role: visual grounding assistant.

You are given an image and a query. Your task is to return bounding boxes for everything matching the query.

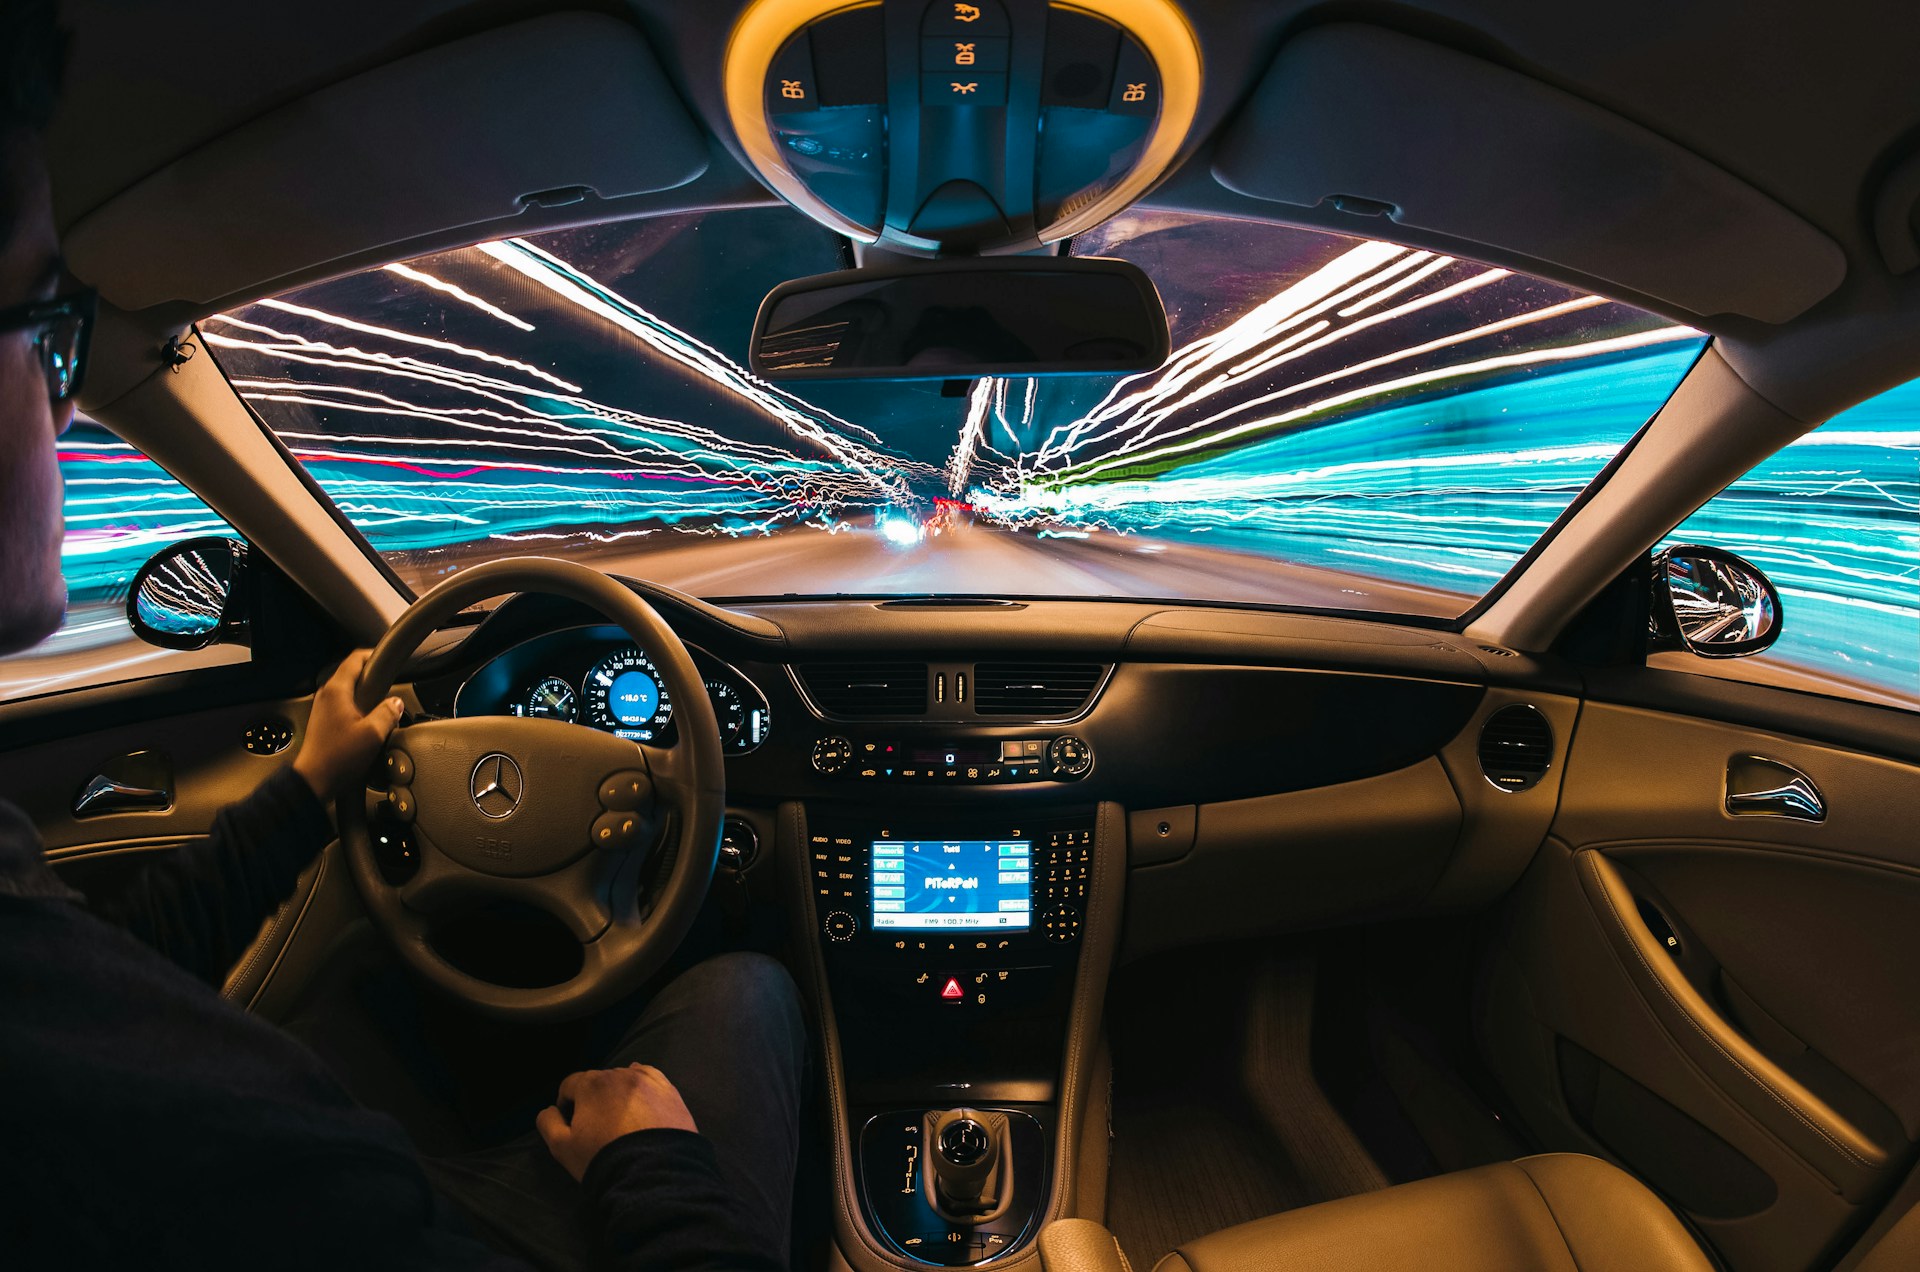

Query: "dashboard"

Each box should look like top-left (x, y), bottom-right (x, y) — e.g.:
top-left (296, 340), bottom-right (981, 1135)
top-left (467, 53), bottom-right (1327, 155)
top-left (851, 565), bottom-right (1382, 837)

top-left (413, 587), bottom-right (1573, 961)
top-left (452, 623), bottom-right (773, 753)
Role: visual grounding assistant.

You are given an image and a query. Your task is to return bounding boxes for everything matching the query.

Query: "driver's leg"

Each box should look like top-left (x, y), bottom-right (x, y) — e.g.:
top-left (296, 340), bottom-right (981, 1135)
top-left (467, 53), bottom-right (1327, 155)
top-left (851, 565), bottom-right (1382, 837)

top-left (600, 951), bottom-right (810, 1259)
top-left (423, 952), bottom-right (807, 1270)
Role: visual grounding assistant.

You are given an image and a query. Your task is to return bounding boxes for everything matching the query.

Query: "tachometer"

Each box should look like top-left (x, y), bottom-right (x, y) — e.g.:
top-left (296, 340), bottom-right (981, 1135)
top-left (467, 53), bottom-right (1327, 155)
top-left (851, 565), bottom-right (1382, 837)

top-left (585, 647), bottom-right (673, 741)
top-left (518, 675), bottom-right (576, 721)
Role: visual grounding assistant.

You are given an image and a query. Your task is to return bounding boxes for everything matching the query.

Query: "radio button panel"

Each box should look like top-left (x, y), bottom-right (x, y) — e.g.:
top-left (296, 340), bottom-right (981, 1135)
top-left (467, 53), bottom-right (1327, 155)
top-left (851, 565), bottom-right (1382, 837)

top-left (822, 736), bottom-right (1094, 784)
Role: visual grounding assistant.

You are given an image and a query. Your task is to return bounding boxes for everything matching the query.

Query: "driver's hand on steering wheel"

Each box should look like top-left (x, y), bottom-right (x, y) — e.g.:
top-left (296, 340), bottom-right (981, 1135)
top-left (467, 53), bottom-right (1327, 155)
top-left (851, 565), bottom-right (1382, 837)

top-left (537, 1063), bottom-right (699, 1181)
top-left (292, 649), bottom-right (406, 799)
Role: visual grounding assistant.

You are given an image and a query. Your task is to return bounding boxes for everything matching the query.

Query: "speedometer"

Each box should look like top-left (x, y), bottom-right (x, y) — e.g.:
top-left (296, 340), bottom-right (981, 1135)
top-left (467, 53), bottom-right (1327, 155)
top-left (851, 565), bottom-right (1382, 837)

top-left (584, 647), bottom-right (673, 741)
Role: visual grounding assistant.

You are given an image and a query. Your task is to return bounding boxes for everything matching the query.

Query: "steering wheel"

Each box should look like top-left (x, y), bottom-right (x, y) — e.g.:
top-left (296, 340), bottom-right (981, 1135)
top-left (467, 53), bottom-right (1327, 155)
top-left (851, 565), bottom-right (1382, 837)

top-left (337, 558), bottom-right (724, 1022)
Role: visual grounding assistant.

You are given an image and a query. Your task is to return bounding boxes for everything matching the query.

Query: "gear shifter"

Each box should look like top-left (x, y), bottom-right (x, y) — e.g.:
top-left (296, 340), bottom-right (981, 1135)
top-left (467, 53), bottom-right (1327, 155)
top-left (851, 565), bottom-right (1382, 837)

top-left (924, 1108), bottom-right (1008, 1219)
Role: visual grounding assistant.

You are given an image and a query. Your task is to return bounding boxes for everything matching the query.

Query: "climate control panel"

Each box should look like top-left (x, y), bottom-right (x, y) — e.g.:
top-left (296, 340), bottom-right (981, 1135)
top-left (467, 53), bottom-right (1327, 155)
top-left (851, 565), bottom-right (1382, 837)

top-left (810, 735), bottom-right (1094, 784)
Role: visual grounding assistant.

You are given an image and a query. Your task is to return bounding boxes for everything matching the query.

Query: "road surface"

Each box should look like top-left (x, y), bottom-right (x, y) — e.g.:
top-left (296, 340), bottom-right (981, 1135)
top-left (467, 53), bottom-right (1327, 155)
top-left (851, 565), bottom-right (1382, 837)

top-left (558, 524), bottom-right (1470, 613)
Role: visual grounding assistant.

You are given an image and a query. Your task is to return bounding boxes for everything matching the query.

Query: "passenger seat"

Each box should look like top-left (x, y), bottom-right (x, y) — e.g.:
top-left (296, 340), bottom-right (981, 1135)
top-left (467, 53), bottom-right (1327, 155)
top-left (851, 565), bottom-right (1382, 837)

top-left (1040, 1154), bottom-right (1715, 1272)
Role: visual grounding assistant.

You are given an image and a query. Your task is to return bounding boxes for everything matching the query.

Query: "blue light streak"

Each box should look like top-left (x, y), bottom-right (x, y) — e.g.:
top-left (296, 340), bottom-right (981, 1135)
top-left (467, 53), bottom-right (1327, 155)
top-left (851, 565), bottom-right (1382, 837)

top-left (1665, 381), bottom-right (1919, 696)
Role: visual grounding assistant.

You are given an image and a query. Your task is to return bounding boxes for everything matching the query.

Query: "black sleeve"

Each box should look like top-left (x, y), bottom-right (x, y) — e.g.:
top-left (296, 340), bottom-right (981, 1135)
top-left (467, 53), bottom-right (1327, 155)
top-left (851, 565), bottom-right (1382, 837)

top-left (582, 1129), bottom-right (786, 1272)
top-left (92, 767), bottom-right (334, 984)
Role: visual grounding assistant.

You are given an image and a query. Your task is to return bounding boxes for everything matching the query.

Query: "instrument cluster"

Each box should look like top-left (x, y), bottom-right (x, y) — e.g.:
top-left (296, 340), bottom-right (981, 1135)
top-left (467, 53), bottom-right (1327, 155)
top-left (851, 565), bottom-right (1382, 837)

top-left (457, 626), bottom-right (773, 754)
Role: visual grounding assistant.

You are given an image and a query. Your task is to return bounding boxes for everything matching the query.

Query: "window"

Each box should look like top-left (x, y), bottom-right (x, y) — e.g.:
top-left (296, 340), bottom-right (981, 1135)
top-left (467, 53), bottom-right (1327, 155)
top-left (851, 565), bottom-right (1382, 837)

top-left (208, 207), bottom-right (1705, 617)
top-left (0, 416), bottom-right (247, 701)
top-left (1655, 377), bottom-right (1919, 709)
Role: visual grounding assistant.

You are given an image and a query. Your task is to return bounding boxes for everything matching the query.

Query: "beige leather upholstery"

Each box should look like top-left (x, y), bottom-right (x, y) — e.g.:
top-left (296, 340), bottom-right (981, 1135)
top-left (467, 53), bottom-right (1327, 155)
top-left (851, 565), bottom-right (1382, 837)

top-left (1152, 1154), bottom-right (1715, 1272)
top-left (1039, 1219), bottom-right (1133, 1272)
top-left (1854, 1198), bottom-right (1920, 1272)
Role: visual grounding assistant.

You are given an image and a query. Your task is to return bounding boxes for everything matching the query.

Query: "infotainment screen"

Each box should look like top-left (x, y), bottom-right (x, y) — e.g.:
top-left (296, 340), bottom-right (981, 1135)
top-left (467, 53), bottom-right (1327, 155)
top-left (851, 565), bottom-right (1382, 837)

top-left (871, 839), bottom-right (1031, 931)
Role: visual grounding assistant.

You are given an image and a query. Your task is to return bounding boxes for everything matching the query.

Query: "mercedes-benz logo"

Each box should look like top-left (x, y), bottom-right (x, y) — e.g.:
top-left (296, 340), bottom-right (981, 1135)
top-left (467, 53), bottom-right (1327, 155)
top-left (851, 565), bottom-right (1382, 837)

top-left (469, 753), bottom-right (523, 819)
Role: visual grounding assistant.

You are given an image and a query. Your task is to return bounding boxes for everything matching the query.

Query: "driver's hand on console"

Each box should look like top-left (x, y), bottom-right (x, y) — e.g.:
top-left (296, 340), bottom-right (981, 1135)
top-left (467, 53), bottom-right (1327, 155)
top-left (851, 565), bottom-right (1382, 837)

top-left (538, 1063), bottom-right (700, 1182)
top-left (292, 649), bottom-right (406, 798)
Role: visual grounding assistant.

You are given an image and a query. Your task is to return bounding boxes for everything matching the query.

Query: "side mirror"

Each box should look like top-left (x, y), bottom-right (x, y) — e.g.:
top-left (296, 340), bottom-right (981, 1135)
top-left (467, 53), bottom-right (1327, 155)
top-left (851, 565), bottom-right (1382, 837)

top-left (1650, 544), bottom-right (1782, 659)
top-left (126, 537), bottom-right (250, 651)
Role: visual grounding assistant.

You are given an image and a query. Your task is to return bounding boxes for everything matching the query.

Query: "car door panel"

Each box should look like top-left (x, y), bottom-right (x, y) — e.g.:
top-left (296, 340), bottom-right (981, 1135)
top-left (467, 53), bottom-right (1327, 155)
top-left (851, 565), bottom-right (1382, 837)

top-left (1483, 699), bottom-right (1920, 1272)
top-left (0, 685), bottom-right (347, 1011)
top-left (6, 695), bottom-right (315, 850)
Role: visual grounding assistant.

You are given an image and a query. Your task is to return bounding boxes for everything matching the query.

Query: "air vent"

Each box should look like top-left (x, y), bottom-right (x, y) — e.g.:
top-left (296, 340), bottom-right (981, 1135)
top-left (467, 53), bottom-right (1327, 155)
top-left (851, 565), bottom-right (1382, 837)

top-left (797, 662), bottom-right (928, 717)
top-left (973, 662), bottom-right (1106, 718)
top-left (1478, 644), bottom-right (1517, 658)
top-left (1478, 704), bottom-right (1554, 793)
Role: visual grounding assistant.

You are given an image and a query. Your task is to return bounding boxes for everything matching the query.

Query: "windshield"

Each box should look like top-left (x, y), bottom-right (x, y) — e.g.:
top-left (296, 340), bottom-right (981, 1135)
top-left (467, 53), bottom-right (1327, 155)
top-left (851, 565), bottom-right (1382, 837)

top-left (209, 208), bottom-right (1703, 616)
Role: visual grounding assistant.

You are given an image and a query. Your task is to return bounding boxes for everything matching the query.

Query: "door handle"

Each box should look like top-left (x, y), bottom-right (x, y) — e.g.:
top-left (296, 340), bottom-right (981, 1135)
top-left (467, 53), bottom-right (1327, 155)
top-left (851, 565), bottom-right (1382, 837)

top-left (72, 750), bottom-right (173, 818)
top-left (1726, 754), bottom-right (1825, 822)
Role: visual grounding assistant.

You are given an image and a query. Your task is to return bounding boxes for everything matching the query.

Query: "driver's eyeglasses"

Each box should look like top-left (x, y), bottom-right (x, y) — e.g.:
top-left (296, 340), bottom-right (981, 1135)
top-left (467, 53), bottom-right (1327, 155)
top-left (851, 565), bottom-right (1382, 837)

top-left (0, 288), bottom-right (96, 404)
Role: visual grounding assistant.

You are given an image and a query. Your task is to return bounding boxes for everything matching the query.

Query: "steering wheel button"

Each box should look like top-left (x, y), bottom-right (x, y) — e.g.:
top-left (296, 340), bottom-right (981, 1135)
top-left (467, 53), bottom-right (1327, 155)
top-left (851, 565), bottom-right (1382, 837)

top-left (388, 787), bottom-right (415, 823)
top-left (384, 750), bottom-right (414, 784)
top-left (598, 770), bottom-right (649, 810)
top-left (592, 809), bottom-right (642, 850)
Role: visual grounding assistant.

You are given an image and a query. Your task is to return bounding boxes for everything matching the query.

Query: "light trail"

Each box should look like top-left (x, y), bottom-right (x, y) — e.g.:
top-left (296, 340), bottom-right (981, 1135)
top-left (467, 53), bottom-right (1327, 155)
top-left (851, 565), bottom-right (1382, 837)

top-left (384, 262), bottom-right (536, 331)
top-left (478, 238), bottom-right (930, 500)
top-left (945, 378), bottom-right (996, 497)
top-left (1026, 325), bottom-right (1698, 487)
top-left (254, 297), bottom-right (579, 392)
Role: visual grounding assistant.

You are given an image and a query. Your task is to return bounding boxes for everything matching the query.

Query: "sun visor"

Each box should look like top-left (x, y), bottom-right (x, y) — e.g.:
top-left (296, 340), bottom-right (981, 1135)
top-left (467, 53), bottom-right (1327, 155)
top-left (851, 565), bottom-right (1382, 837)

top-left (1211, 24), bottom-right (1844, 324)
top-left (65, 13), bottom-right (708, 312)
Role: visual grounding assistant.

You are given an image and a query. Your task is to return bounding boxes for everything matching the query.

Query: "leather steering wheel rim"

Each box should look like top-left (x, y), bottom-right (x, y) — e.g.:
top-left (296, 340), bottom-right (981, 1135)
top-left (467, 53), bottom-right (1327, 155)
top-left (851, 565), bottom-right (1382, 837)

top-left (338, 557), bottom-right (725, 1022)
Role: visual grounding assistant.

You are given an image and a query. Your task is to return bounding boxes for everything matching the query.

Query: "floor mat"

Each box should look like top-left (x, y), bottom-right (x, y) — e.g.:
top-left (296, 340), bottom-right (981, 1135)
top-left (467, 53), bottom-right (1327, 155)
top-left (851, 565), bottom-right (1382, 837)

top-left (1104, 946), bottom-right (1386, 1267)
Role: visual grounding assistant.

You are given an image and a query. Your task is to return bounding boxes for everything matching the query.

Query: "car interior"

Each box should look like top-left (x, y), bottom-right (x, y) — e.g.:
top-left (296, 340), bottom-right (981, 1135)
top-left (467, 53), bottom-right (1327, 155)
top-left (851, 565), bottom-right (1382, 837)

top-left (4, 1), bottom-right (1919, 1270)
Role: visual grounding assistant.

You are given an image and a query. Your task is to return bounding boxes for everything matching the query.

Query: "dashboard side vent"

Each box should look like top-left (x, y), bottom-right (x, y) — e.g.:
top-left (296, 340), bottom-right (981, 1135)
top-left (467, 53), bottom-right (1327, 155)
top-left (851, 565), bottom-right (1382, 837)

top-left (973, 662), bottom-right (1106, 717)
top-left (797, 661), bottom-right (928, 716)
top-left (1478, 704), bottom-right (1554, 792)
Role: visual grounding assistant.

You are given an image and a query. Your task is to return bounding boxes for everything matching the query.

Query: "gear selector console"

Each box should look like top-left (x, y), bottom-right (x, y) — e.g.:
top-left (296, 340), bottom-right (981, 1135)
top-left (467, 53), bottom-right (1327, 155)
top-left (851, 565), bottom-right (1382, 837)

top-left (806, 805), bottom-right (1101, 1265)
top-left (859, 1107), bottom-right (1048, 1264)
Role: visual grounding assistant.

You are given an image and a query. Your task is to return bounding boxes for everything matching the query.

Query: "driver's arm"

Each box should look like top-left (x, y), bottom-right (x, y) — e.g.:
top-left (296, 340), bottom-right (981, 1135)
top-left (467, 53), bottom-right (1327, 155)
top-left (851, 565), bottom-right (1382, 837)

top-left (539, 1064), bottom-right (786, 1272)
top-left (92, 651), bottom-right (402, 983)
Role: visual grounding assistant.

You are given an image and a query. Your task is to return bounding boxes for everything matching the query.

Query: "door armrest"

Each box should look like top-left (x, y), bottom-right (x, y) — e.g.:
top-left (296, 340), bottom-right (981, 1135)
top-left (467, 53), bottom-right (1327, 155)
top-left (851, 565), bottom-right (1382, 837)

top-left (1578, 849), bottom-right (1891, 1199)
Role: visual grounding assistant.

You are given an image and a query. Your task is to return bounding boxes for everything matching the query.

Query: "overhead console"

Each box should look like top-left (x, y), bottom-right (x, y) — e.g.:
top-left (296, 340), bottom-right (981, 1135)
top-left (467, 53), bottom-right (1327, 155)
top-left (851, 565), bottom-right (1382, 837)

top-left (724, 0), bottom-right (1202, 253)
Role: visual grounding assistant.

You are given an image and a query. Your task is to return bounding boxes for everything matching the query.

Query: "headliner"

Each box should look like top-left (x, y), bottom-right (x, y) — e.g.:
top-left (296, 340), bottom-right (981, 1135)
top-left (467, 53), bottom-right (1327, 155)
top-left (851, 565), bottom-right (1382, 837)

top-left (42, 0), bottom-right (1920, 418)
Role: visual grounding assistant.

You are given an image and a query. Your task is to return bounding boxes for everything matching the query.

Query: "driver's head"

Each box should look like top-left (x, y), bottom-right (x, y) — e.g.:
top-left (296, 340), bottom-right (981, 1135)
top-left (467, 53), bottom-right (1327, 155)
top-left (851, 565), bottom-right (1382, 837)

top-left (0, 0), bottom-right (72, 656)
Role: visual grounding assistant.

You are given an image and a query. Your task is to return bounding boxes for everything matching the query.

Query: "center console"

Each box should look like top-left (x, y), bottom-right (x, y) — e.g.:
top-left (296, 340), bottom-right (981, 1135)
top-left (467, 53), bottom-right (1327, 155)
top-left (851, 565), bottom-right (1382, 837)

top-left (790, 800), bottom-right (1120, 1270)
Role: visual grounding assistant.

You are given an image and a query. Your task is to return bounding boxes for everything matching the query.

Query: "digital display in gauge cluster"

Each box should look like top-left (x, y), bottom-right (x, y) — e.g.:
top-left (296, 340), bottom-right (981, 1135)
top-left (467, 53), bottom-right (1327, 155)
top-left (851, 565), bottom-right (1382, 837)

top-left (506, 643), bottom-right (771, 753)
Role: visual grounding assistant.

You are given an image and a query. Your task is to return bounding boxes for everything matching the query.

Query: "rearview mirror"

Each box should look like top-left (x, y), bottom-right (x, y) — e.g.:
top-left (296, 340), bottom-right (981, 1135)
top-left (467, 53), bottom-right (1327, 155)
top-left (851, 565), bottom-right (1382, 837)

top-left (127, 537), bottom-right (250, 651)
top-left (1650, 544), bottom-right (1782, 659)
top-left (750, 257), bottom-right (1169, 380)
